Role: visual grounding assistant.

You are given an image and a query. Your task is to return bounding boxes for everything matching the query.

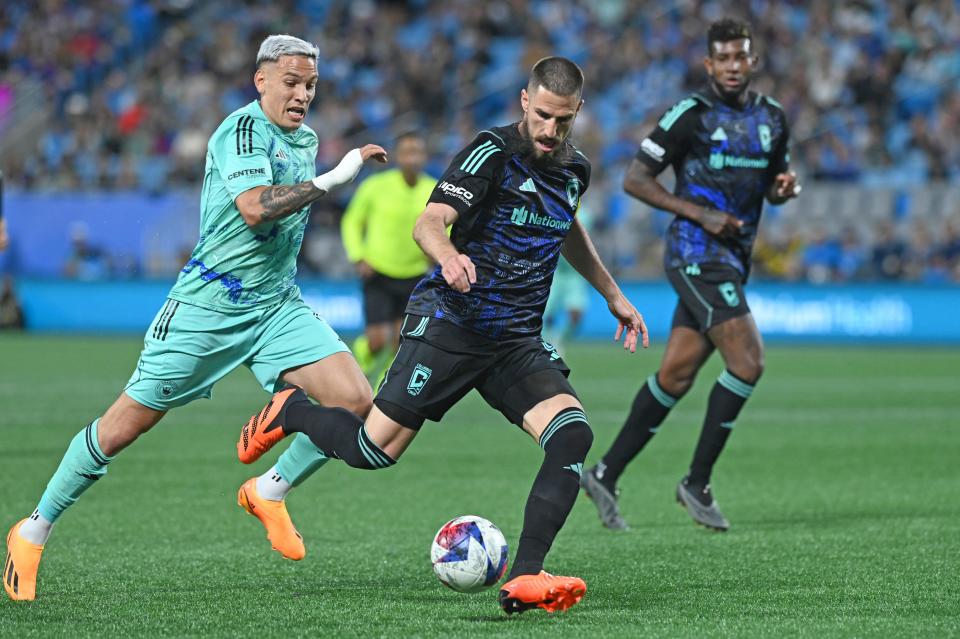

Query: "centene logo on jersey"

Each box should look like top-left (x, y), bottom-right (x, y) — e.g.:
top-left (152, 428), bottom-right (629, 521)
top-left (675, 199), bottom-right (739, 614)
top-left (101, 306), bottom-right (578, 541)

top-left (438, 181), bottom-right (474, 203)
top-left (227, 168), bottom-right (267, 180)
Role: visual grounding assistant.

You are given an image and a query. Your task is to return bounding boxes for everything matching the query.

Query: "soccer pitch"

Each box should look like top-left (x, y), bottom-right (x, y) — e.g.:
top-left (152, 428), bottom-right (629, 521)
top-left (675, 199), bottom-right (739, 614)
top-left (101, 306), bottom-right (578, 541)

top-left (1, 335), bottom-right (958, 637)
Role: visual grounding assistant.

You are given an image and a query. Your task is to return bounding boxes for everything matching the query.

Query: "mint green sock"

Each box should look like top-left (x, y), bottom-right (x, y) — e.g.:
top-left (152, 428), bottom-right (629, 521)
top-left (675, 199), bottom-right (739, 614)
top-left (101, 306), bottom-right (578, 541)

top-left (274, 433), bottom-right (330, 487)
top-left (36, 419), bottom-right (114, 522)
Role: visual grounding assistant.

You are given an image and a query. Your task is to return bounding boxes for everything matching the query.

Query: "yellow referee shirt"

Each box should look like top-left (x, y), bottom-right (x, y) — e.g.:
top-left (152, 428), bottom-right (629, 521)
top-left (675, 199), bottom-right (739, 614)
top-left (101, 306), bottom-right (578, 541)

top-left (341, 169), bottom-right (436, 279)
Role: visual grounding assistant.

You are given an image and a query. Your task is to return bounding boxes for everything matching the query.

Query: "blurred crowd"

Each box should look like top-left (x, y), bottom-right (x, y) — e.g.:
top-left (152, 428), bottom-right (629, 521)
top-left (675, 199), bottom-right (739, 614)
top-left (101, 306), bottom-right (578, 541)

top-left (752, 218), bottom-right (960, 283)
top-left (1, 0), bottom-right (959, 282)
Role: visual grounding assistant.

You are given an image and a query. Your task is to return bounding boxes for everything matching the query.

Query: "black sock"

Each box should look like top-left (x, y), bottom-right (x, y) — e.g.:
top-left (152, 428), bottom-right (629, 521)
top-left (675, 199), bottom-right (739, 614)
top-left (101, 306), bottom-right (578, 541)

top-left (508, 408), bottom-right (593, 580)
top-left (595, 373), bottom-right (678, 492)
top-left (285, 401), bottom-right (396, 470)
top-left (687, 370), bottom-right (755, 488)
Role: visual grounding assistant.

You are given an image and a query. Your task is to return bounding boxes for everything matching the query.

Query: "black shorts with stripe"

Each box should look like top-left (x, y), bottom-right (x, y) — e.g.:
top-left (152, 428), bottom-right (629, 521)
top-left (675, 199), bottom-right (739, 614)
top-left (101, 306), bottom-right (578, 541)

top-left (666, 263), bottom-right (750, 333)
top-left (373, 314), bottom-right (577, 430)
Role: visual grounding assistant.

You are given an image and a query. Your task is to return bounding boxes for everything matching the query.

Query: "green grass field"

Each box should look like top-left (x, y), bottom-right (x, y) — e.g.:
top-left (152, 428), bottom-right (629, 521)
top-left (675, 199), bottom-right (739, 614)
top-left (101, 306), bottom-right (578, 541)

top-left (1, 334), bottom-right (958, 637)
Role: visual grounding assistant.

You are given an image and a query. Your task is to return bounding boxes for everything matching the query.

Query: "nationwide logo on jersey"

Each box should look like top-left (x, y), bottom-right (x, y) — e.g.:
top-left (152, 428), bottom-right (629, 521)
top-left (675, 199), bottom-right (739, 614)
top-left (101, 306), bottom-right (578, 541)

top-left (519, 178), bottom-right (537, 193)
top-left (709, 153), bottom-right (770, 170)
top-left (708, 125), bottom-right (770, 170)
top-left (510, 206), bottom-right (573, 231)
top-left (407, 363), bottom-right (432, 396)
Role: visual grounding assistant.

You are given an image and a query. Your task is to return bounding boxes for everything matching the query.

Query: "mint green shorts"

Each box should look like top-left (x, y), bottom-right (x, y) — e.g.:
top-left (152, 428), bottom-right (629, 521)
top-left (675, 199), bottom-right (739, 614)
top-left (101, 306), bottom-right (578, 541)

top-left (125, 295), bottom-right (349, 410)
top-left (545, 269), bottom-right (588, 317)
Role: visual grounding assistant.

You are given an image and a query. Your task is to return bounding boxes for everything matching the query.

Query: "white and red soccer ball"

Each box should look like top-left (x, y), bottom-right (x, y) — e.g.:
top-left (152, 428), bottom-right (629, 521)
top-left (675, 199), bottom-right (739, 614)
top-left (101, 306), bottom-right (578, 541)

top-left (430, 515), bottom-right (508, 593)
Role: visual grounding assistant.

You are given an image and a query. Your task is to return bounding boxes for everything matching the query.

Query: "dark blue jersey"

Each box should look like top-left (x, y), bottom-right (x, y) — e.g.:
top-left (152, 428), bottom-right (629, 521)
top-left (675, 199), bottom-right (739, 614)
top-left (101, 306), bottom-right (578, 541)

top-left (406, 124), bottom-right (591, 338)
top-left (636, 90), bottom-right (790, 280)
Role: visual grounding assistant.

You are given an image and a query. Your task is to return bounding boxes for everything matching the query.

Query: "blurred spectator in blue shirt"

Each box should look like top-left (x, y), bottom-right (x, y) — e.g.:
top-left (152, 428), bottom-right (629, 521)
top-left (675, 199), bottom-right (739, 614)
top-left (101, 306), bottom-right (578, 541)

top-left (802, 229), bottom-right (841, 284)
top-left (836, 227), bottom-right (868, 281)
top-left (63, 223), bottom-right (110, 281)
top-left (871, 222), bottom-right (908, 280)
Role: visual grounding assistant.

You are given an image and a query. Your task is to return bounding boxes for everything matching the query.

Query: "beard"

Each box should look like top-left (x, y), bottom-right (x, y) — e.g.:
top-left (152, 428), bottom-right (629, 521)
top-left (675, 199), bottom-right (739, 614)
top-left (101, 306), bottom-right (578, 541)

top-left (710, 76), bottom-right (751, 105)
top-left (517, 121), bottom-right (574, 169)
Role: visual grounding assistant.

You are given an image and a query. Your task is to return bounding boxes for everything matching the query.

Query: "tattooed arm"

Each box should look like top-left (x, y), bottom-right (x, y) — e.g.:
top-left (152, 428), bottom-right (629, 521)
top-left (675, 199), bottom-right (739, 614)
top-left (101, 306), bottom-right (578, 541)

top-left (235, 144), bottom-right (387, 226)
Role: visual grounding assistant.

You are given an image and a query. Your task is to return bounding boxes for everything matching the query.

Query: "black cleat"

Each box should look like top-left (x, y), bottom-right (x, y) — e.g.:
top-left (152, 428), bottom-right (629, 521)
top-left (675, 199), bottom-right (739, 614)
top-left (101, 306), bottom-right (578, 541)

top-left (676, 477), bottom-right (730, 531)
top-left (580, 465), bottom-right (629, 530)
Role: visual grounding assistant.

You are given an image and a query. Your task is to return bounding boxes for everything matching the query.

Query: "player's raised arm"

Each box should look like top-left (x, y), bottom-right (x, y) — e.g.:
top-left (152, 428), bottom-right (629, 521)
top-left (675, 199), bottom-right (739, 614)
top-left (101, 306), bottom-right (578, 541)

top-left (235, 144), bottom-right (387, 226)
top-left (412, 202), bottom-right (476, 293)
top-left (561, 218), bottom-right (648, 351)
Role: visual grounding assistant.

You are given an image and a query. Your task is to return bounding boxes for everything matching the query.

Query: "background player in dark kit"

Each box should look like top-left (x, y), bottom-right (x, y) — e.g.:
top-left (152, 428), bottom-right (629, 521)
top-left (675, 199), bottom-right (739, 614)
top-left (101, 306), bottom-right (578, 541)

top-left (582, 19), bottom-right (801, 531)
top-left (238, 56), bottom-right (649, 614)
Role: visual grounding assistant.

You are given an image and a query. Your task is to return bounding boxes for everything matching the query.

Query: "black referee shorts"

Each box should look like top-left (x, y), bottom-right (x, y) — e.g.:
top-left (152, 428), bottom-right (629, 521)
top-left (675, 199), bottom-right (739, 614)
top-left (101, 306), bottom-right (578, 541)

top-left (362, 272), bottom-right (424, 325)
top-left (666, 263), bottom-right (751, 333)
top-left (373, 314), bottom-right (577, 430)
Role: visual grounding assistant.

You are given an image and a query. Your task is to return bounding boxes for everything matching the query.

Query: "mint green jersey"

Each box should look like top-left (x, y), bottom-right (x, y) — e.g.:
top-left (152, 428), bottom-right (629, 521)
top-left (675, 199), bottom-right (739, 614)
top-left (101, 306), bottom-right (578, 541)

top-left (168, 101), bottom-right (318, 311)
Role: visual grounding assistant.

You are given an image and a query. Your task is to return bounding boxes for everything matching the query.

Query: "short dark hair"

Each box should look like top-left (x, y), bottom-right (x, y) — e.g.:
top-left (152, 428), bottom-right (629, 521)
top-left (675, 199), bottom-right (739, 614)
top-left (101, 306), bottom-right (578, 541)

top-left (707, 18), bottom-right (752, 55)
top-left (528, 56), bottom-right (584, 98)
top-left (395, 130), bottom-right (424, 145)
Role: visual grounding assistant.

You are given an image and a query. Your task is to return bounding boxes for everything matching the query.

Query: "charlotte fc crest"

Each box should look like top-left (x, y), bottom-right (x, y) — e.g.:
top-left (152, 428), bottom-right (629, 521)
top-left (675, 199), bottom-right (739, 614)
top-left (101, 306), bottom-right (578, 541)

top-left (566, 178), bottom-right (580, 209)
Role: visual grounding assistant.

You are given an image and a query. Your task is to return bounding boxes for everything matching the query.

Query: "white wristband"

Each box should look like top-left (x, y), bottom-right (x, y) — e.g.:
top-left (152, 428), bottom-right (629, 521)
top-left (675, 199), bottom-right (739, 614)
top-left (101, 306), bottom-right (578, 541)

top-left (312, 148), bottom-right (363, 193)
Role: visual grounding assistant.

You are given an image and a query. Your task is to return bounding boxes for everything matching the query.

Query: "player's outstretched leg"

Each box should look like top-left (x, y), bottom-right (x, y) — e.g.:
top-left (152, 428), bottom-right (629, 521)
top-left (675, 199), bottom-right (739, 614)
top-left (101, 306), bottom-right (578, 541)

top-left (676, 477), bottom-right (730, 531)
top-left (238, 387), bottom-right (399, 470)
top-left (584, 326), bottom-right (711, 530)
top-left (679, 316), bottom-right (763, 531)
top-left (237, 476), bottom-right (306, 560)
top-left (5, 397), bottom-right (161, 601)
top-left (4, 519), bottom-right (43, 601)
top-left (238, 387), bottom-right (304, 463)
top-left (581, 372), bottom-right (679, 530)
top-left (3, 408), bottom-right (154, 601)
top-left (500, 406), bottom-right (592, 614)
top-left (5, 419), bottom-right (114, 601)
top-left (238, 429), bottom-right (331, 560)
top-left (677, 369), bottom-right (756, 531)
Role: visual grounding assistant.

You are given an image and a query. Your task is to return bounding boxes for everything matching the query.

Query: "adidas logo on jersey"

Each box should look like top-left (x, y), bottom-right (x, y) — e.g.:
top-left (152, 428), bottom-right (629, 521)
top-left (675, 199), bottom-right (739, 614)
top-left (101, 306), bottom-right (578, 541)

top-left (519, 178), bottom-right (537, 193)
top-left (275, 149), bottom-right (288, 161)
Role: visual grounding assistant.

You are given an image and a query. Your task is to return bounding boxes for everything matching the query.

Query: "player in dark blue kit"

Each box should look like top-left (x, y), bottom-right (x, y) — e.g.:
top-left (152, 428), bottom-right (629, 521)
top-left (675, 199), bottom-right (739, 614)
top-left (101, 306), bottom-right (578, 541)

top-left (581, 19), bottom-right (801, 532)
top-left (236, 57), bottom-right (648, 614)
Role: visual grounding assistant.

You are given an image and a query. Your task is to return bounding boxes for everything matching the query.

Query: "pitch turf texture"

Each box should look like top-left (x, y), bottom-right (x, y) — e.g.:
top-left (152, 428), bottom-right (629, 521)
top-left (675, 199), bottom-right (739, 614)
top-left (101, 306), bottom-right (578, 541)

top-left (1, 335), bottom-right (958, 638)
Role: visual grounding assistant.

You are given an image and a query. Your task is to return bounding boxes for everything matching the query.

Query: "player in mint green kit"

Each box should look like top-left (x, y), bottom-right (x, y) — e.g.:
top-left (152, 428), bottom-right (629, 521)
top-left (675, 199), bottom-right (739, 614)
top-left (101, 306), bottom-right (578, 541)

top-left (3, 35), bottom-right (387, 602)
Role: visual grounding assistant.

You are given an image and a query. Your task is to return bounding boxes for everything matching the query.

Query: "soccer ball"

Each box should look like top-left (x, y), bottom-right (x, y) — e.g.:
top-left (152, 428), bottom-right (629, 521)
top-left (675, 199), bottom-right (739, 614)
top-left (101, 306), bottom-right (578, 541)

top-left (430, 515), bottom-right (509, 593)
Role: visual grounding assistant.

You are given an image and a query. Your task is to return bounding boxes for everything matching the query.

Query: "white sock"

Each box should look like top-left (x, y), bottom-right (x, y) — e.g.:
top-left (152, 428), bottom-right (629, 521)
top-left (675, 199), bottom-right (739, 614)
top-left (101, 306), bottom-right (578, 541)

top-left (18, 509), bottom-right (54, 545)
top-left (256, 465), bottom-right (292, 501)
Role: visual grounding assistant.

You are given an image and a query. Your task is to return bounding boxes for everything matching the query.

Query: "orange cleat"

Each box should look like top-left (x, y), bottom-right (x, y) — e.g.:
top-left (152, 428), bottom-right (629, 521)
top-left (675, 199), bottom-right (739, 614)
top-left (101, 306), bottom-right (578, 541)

top-left (237, 386), bottom-right (304, 464)
top-left (498, 570), bottom-right (587, 614)
top-left (237, 478), bottom-right (305, 561)
top-left (4, 520), bottom-right (44, 602)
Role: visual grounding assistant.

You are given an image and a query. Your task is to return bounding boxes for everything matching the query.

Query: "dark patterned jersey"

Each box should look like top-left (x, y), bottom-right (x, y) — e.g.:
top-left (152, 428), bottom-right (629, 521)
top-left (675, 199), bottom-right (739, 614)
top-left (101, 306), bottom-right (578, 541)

top-left (635, 90), bottom-right (790, 279)
top-left (405, 124), bottom-right (591, 338)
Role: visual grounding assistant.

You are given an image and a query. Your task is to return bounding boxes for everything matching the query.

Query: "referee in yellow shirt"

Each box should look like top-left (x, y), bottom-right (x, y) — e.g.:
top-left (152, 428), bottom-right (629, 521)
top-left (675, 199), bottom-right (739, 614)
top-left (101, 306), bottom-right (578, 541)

top-left (341, 132), bottom-right (436, 379)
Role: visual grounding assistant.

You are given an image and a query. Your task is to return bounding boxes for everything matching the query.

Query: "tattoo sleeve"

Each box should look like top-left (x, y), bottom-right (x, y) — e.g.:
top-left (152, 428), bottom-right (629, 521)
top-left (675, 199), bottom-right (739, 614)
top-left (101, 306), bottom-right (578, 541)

top-left (257, 181), bottom-right (324, 223)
